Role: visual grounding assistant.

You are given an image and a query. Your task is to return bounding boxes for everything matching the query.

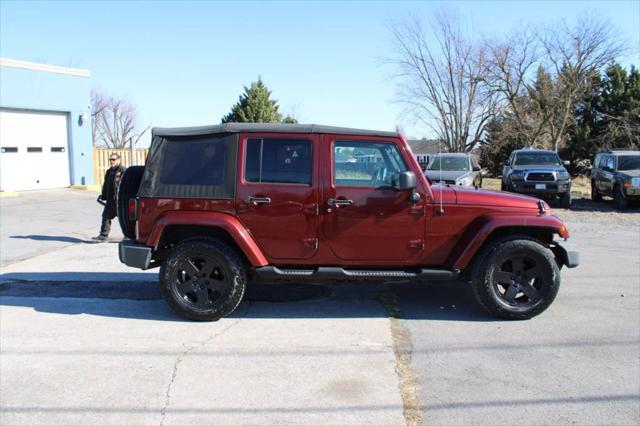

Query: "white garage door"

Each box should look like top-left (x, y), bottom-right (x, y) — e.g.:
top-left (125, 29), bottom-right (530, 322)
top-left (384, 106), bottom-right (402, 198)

top-left (0, 109), bottom-right (71, 191)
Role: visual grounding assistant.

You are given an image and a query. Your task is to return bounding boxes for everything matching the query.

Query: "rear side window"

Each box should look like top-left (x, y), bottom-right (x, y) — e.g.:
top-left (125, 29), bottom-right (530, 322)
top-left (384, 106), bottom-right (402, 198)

top-left (137, 133), bottom-right (238, 200)
top-left (160, 139), bottom-right (227, 186)
top-left (245, 138), bottom-right (312, 185)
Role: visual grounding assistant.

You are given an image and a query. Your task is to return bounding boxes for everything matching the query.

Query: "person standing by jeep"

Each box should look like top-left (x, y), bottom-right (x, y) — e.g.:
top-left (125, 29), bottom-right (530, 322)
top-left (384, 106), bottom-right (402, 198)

top-left (92, 153), bottom-right (126, 242)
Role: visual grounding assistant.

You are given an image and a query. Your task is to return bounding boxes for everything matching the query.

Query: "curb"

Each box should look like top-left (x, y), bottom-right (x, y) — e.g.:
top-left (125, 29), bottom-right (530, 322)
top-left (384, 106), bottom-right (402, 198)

top-left (0, 192), bottom-right (19, 198)
top-left (70, 184), bottom-right (101, 192)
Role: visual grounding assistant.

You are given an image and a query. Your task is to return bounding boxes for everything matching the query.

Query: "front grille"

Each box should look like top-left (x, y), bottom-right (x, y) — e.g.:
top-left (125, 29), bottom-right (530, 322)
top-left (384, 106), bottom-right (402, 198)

top-left (527, 172), bottom-right (555, 181)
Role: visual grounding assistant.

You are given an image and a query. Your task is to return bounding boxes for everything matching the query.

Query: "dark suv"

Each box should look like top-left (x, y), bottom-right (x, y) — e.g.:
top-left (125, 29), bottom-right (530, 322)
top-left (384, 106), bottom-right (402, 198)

top-left (502, 148), bottom-right (572, 208)
top-left (591, 150), bottom-right (640, 209)
top-left (117, 123), bottom-right (578, 322)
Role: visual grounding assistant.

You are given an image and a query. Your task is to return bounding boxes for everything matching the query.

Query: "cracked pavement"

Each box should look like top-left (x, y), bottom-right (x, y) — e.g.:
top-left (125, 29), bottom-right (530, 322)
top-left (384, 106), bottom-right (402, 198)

top-left (1, 189), bottom-right (639, 425)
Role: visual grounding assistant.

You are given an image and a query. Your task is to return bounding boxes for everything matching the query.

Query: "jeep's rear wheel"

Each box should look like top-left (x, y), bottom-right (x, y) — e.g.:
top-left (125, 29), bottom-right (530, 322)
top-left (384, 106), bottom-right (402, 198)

top-left (159, 238), bottom-right (247, 321)
top-left (471, 237), bottom-right (560, 320)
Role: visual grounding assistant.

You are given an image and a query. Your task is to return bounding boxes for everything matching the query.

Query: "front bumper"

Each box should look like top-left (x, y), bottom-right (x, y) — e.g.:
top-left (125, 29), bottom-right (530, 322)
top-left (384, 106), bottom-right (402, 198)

top-left (625, 186), bottom-right (640, 198)
top-left (511, 181), bottom-right (570, 195)
top-left (551, 243), bottom-right (580, 268)
top-left (119, 239), bottom-right (153, 270)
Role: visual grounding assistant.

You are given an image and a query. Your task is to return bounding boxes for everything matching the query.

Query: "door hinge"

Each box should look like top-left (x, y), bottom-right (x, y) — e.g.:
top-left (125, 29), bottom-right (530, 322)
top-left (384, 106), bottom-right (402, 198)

top-left (303, 238), bottom-right (319, 250)
top-left (409, 239), bottom-right (424, 250)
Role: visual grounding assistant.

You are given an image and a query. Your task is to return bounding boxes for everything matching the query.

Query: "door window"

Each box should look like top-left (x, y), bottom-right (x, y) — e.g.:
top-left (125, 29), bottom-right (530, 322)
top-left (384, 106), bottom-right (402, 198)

top-left (245, 138), bottom-right (312, 185)
top-left (605, 156), bottom-right (616, 172)
top-left (333, 141), bottom-right (408, 187)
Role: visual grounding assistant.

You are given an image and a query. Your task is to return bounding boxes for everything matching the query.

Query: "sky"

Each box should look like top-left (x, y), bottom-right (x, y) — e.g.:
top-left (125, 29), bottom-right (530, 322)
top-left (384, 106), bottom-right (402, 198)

top-left (1, 0), bottom-right (639, 146)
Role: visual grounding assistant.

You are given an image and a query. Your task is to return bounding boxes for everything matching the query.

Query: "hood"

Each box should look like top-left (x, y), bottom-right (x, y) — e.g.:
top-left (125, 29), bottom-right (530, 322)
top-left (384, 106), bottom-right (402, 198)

top-left (425, 170), bottom-right (470, 182)
top-left (617, 169), bottom-right (640, 178)
top-left (452, 186), bottom-right (541, 209)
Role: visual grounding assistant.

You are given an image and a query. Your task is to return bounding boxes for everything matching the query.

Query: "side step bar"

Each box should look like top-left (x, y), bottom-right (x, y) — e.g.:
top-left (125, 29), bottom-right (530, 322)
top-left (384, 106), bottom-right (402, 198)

top-left (254, 266), bottom-right (459, 282)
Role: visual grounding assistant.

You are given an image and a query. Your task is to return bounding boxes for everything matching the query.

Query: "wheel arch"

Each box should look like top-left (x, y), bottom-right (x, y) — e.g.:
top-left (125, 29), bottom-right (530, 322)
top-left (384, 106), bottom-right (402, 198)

top-left (148, 211), bottom-right (268, 267)
top-left (448, 216), bottom-right (567, 272)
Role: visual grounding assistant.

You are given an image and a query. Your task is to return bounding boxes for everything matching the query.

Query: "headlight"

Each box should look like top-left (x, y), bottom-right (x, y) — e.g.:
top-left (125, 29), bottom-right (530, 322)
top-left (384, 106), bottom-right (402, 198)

top-left (632, 177), bottom-right (640, 187)
top-left (457, 176), bottom-right (473, 186)
top-left (557, 170), bottom-right (570, 179)
top-left (510, 170), bottom-right (524, 180)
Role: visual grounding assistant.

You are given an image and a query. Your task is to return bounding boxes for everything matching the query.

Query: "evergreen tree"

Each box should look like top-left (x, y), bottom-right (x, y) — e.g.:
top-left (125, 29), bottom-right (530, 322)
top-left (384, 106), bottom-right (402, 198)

top-left (565, 63), bottom-right (640, 171)
top-left (221, 78), bottom-right (297, 124)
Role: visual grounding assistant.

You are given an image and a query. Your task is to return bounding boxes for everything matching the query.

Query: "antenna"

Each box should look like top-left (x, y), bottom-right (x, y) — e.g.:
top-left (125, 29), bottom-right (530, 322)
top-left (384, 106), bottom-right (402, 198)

top-left (437, 138), bottom-right (444, 216)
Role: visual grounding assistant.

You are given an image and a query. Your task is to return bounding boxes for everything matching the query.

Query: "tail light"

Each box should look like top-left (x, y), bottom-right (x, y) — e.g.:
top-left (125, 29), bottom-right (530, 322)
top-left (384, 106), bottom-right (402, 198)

top-left (128, 198), bottom-right (138, 221)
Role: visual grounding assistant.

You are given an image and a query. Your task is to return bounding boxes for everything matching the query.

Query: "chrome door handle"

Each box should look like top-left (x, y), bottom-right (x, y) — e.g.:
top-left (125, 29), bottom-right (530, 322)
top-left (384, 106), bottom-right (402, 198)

top-left (327, 198), bottom-right (353, 207)
top-left (245, 196), bottom-right (271, 205)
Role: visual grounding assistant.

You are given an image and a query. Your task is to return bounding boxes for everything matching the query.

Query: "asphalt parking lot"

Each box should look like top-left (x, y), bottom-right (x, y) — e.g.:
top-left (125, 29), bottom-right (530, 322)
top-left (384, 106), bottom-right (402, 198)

top-left (1, 189), bottom-right (639, 425)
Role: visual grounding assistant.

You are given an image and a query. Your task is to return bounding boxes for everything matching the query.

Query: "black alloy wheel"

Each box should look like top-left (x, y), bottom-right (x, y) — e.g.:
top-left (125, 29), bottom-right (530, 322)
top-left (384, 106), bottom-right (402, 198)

top-left (471, 237), bottom-right (560, 320)
top-left (173, 255), bottom-right (231, 309)
top-left (160, 239), bottom-right (247, 321)
top-left (490, 254), bottom-right (548, 309)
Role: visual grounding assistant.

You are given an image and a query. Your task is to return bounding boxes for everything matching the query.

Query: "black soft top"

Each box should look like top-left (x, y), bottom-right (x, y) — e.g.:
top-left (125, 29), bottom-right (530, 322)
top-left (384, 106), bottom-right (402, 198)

top-left (152, 123), bottom-right (398, 138)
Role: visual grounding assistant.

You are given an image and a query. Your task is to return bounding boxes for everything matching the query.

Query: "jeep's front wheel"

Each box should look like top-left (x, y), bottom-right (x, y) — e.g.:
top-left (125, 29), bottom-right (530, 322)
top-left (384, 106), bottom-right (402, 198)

top-left (159, 239), bottom-right (247, 321)
top-left (471, 237), bottom-right (560, 320)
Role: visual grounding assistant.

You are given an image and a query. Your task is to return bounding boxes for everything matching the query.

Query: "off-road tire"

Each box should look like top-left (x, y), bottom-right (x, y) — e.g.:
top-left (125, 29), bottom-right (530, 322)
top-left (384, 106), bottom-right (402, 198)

top-left (159, 238), bottom-right (247, 321)
top-left (591, 180), bottom-right (602, 202)
top-left (560, 190), bottom-right (572, 209)
top-left (613, 185), bottom-right (629, 210)
top-left (117, 166), bottom-right (145, 239)
top-left (471, 236), bottom-right (560, 320)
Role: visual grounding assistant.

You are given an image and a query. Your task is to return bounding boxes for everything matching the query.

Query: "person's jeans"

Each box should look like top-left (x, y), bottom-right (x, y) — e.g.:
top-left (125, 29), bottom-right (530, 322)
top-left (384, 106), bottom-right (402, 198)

top-left (100, 203), bottom-right (117, 237)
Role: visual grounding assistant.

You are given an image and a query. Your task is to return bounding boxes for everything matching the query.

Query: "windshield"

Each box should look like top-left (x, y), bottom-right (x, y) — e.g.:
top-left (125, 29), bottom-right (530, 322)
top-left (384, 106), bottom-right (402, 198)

top-left (618, 156), bottom-right (640, 171)
top-left (427, 156), bottom-right (469, 171)
top-left (514, 153), bottom-right (560, 166)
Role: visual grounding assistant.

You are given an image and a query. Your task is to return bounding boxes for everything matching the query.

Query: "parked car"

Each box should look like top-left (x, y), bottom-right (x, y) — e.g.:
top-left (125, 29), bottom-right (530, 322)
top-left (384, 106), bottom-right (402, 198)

top-left (117, 123), bottom-right (578, 322)
top-left (502, 148), bottom-right (572, 208)
top-left (591, 149), bottom-right (640, 210)
top-left (424, 153), bottom-right (483, 188)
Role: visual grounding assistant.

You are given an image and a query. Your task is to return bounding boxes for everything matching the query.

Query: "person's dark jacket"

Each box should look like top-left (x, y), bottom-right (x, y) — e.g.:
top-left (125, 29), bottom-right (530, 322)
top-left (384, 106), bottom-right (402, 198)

top-left (101, 164), bottom-right (127, 204)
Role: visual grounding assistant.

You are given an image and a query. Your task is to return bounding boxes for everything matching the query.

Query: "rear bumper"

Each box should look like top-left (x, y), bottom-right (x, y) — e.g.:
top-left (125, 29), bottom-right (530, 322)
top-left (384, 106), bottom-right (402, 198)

top-left (551, 243), bottom-right (580, 268)
top-left (119, 240), bottom-right (153, 270)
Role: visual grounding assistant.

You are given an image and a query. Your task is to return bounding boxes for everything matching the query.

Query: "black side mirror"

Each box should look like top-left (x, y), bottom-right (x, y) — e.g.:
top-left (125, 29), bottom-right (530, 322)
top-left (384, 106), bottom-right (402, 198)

top-left (472, 165), bottom-right (481, 172)
top-left (503, 160), bottom-right (509, 166)
top-left (394, 171), bottom-right (417, 191)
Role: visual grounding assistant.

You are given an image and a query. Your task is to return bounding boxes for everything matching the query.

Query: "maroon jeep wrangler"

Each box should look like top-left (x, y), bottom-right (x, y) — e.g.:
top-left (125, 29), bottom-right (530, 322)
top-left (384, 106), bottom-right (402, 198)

top-left (117, 123), bottom-right (578, 321)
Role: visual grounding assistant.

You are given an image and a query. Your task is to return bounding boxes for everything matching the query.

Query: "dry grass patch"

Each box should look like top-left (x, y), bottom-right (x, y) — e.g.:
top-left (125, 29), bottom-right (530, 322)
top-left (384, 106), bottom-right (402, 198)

top-left (481, 176), bottom-right (591, 198)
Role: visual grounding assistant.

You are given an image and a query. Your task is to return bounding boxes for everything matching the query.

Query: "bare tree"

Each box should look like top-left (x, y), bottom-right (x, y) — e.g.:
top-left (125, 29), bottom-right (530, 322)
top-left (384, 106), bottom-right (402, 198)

top-left (389, 11), bottom-right (497, 152)
top-left (91, 89), bottom-right (150, 148)
top-left (538, 13), bottom-right (625, 150)
top-left (485, 28), bottom-right (552, 147)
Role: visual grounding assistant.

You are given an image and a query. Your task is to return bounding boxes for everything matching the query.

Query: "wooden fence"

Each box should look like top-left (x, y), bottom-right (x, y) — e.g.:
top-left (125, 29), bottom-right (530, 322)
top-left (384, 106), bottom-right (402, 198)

top-left (93, 148), bottom-right (148, 186)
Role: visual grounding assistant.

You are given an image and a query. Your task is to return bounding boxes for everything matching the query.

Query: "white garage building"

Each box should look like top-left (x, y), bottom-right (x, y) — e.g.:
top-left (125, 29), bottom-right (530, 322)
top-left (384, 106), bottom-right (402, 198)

top-left (0, 58), bottom-right (93, 192)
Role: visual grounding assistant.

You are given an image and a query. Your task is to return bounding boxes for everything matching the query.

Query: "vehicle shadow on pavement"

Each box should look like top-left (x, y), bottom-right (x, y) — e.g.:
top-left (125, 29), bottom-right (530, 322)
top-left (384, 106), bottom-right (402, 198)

top-left (10, 234), bottom-right (95, 244)
top-left (569, 198), bottom-right (640, 213)
top-left (0, 273), bottom-right (494, 322)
